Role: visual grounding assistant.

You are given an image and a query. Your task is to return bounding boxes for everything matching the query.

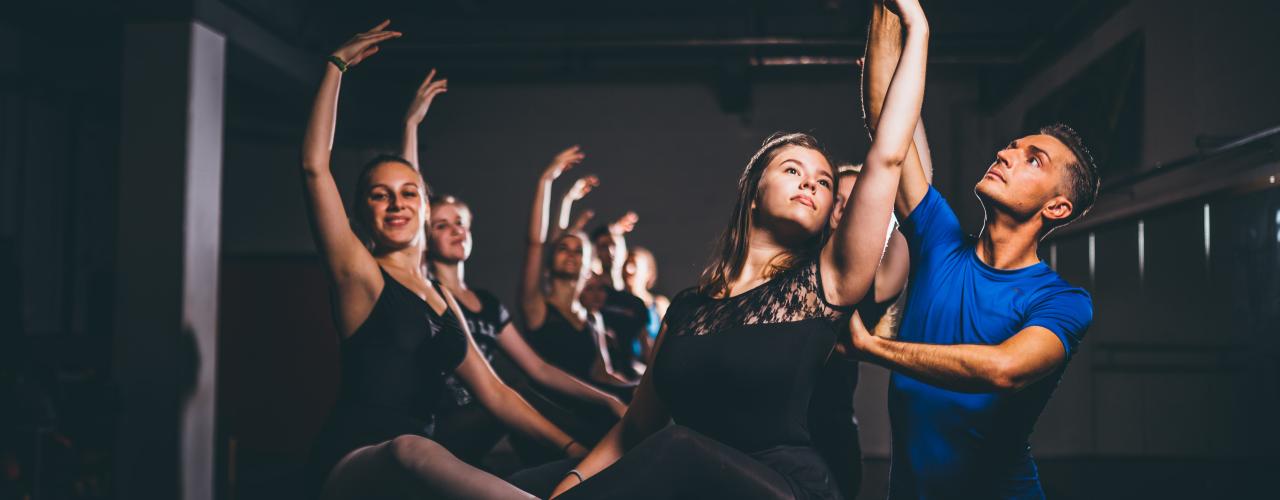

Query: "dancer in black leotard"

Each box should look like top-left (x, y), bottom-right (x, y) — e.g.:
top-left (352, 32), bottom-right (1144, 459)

top-left (520, 151), bottom-right (636, 393)
top-left (546, 1), bottom-right (929, 497)
top-left (298, 21), bottom-right (585, 499)
top-left (422, 194), bottom-right (627, 463)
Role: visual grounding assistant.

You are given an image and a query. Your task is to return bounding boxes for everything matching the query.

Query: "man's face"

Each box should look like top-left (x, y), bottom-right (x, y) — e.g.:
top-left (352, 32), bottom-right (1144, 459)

top-left (975, 134), bottom-right (1077, 223)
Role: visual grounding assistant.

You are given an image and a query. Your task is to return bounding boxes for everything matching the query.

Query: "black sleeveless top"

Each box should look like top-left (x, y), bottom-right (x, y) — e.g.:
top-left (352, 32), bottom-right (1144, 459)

top-left (306, 268), bottom-right (469, 488)
top-left (525, 303), bottom-right (599, 382)
top-left (653, 258), bottom-right (851, 498)
top-left (440, 289), bottom-right (512, 408)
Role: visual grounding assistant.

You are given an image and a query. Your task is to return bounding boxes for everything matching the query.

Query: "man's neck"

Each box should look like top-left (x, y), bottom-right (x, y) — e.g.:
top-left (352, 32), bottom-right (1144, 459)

top-left (976, 210), bottom-right (1043, 270)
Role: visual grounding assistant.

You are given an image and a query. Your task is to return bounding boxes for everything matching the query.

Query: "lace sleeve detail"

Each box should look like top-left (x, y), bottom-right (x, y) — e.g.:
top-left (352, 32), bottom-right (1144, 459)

top-left (669, 259), bottom-right (850, 337)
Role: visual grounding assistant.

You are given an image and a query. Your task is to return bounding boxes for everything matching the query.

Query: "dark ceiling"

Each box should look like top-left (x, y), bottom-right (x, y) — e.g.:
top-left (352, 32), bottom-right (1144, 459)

top-left (219, 0), bottom-right (1130, 92)
top-left (0, 0), bottom-right (1132, 142)
top-left (3, 0), bottom-right (1131, 95)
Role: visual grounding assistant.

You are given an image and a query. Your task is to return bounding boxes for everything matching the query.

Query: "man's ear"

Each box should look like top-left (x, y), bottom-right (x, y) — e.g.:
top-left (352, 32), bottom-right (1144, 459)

top-left (1042, 194), bottom-right (1073, 224)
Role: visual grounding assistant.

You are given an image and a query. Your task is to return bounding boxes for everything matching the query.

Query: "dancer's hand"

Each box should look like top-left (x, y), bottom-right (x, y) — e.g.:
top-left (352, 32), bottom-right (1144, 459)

top-left (543, 145), bottom-right (586, 180)
top-left (331, 20), bottom-right (401, 69)
top-left (405, 69), bottom-right (448, 126)
top-left (609, 211), bottom-right (639, 235)
top-left (568, 209), bottom-right (596, 233)
top-left (566, 175), bottom-right (600, 202)
top-left (847, 310), bottom-right (876, 358)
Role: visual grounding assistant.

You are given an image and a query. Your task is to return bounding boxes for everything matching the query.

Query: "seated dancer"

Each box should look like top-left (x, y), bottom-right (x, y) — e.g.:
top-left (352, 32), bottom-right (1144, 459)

top-left (590, 215), bottom-right (650, 380)
top-left (298, 21), bottom-right (584, 499)
top-left (622, 246), bottom-right (670, 362)
top-left (542, 1), bottom-right (929, 497)
top-left (506, 160), bottom-right (922, 500)
top-left (423, 193), bottom-right (628, 464)
top-left (401, 82), bottom-right (625, 464)
top-left (520, 149), bottom-right (636, 396)
top-left (855, 2), bottom-right (1099, 498)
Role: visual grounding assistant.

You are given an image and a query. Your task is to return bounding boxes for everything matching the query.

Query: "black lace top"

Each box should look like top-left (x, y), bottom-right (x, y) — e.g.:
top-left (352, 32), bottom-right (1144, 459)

top-left (653, 258), bottom-right (852, 452)
top-left (668, 260), bottom-right (849, 337)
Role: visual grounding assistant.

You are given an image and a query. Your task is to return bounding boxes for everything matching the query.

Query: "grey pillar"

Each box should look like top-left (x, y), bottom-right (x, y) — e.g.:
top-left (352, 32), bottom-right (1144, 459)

top-left (115, 21), bottom-right (224, 500)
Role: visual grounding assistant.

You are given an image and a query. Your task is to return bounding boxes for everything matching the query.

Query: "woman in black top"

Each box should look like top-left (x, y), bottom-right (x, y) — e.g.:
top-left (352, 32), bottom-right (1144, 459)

top-left (518, 149), bottom-right (636, 392)
top-left (299, 21), bottom-right (584, 499)
top-left (422, 195), bottom-right (627, 463)
top-left (548, 1), bottom-right (930, 497)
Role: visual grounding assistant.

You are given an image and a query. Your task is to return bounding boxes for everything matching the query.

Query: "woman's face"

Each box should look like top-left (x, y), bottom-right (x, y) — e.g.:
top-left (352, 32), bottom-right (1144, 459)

top-left (753, 145), bottom-right (835, 241)
top-left (363, 162), bottom-right (427, 250)
top-left (427, 203), bottom-right (472, 263)
top-left (623, 250), bottom-right (656, 291)
top-left (552, 234), bottom-right (586, 278)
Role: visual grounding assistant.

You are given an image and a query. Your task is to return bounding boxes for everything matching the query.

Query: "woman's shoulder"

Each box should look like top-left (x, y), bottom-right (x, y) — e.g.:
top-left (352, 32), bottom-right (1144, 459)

top-left (664, 286), bottom-right (708, 324)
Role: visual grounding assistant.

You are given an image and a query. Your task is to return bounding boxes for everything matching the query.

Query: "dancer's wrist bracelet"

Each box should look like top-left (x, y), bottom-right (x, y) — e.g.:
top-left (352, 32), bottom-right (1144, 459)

top-left (565, 469), bottom-right (584, 484)
top-left (326, 55), bottom-right (348, 73)
top-left (561, 439), bottom-right (577, 454)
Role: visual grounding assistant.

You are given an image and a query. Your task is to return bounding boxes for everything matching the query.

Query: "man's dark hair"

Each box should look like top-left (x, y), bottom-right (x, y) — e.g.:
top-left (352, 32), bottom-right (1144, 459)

top-left (1040, 123), bottom-right (1100, 227)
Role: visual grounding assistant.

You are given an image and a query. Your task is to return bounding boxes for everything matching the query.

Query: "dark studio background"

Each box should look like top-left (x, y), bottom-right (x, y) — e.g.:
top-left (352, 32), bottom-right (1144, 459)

top-left (1, 0), bottom-right (1278, 499)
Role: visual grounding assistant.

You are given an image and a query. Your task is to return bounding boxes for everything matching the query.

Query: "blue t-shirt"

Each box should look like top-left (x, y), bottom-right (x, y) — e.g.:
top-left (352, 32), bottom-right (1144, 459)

top-left (888, 187), bottom-right (1092, 499)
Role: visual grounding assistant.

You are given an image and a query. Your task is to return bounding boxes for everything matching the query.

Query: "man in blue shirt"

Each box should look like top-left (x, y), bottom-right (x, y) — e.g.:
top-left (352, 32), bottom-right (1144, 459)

top-left (852, 3), bottom-right (1100, 498)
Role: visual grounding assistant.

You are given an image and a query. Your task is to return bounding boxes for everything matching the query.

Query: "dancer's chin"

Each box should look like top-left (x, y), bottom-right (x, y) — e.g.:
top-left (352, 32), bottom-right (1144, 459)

top-left (550, 270), bottom-right (582, 281)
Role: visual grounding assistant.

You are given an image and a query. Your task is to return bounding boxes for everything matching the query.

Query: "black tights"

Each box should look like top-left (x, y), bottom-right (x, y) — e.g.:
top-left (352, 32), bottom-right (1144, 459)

top-left (511, 425), bottom-right (798, 500)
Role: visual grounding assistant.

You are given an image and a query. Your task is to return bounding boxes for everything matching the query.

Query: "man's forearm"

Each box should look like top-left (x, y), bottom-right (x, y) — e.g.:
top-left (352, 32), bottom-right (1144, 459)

top-left (862, 336), bottom-right (1013, 393)
top-left (863, 0), bottom-right (904, 133)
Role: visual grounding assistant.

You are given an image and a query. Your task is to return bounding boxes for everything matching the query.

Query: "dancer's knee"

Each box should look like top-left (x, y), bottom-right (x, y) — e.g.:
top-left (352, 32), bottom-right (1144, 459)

top-left (386, 434), bottom-right (446, 471)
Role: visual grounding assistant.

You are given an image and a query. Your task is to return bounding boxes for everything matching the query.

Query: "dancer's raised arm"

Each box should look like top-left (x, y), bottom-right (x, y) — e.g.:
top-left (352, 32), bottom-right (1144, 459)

top-left (401, 69), bottom-right (448, 169)
top-left (520, 146), bottom-right (585, 329)
top-left (300, 20), bottom-right (401, 336)
top-left (554, 174), bottom-right (600, 241)
top-left (821, 0), bottom-right (929, 305)
top-left (861, 1), bottom-right (934, 217)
